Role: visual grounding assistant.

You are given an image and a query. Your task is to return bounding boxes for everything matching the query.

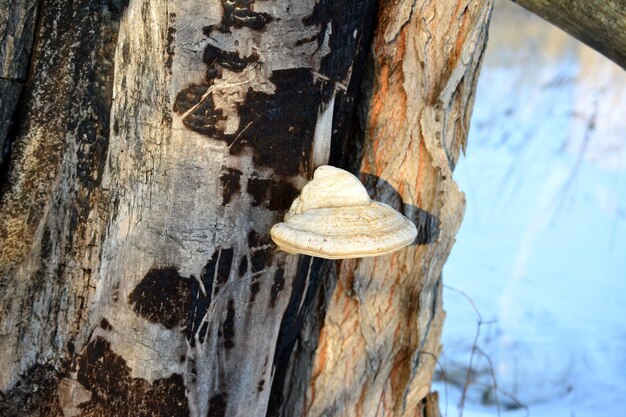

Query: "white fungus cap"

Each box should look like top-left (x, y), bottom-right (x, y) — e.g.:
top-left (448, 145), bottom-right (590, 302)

top-left (270, 166), bottom-right (417, 259)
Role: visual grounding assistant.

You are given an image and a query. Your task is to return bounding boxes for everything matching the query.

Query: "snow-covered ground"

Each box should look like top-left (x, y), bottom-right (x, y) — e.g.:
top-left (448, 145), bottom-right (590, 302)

top-left (434, 2), bottom-right (626, 416)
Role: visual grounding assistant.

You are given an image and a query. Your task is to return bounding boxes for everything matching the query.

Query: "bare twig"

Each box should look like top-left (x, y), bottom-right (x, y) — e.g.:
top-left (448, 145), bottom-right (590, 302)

top-left (441, 285), bottom-right (526, 417)
top-left (476, 346), bottom-right (501, 416)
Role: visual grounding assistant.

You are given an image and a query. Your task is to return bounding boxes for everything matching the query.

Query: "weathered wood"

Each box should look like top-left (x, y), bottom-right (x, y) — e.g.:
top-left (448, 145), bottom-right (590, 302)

top-left (0, 0), bottom-right (40, 164)
top-left (511, 0), bottom-right (626, 69)
top-left (280, 1), bottom-right (494, 416)
top-left (0, 2), bottom-right (127, 415)
top-left (0, 0), bottom-right (375, 416)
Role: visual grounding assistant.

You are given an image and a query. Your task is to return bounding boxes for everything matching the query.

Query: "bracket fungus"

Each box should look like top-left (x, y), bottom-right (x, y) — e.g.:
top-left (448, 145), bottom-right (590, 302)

top-left (270, 166), bottom-right (417, 259)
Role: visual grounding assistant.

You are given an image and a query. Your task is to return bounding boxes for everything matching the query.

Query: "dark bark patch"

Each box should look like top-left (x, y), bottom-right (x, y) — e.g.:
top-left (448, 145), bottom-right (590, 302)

top-left (40, 226), bottom-right (52, 260)
top-left (219, 166), bottom-right (242, 205)
top-left (128, 267), bottom-right (191, 329)
top-left (247, 230), bottom-right (273, 274)
top-left (205, 0), bottom-right (273, 34)
top-left (302, 0), bottom-right (330, 46)
top-left (304, 0), bottom-right (376, 82)
top-left (203, 44), bottom-right (259, 72)
top-left (66, 1), bottom-right (127, 241)
top-left (174, 68), bottom-right (322, 177)
top-left (230, 68), bottom-right (322, 176)
top-left (199, 0), bottom-right (270, 90)
top-left (0, 80), bottom-right (23, 170)
top-left (99, 318), bottom-right (113, 331)
top-left (149, 374), bottom-right (189, 417)
top-left (238, 256), bottom-right (248, 277)
top-left (196, 321), bottom-right (209, 345)
top-left (0, 0), bottom-right (38, 80)
top-left (173, 83), bottom-right (211, 114)
top-left (247, 229), bottom-right (268, 249)
top-left (272, 257), bottom-right (323, 364)
top-left (257, 379), bottom-right (265, 392)
top-left (166, 25), bottom-right (176, 72)
top-left (0, 364), bottom-right (63, 417)
top-left (76, 337), bottom-right (189, 416)
top-left (107, 0), bottom-right (130, 21)
top-left (326, 0), bottom-right (378, 169)
top-left (267, 257), bottom-right (326, 415)
top-left (269, 268), bottom-right (285, 308)
top-left (207, 393), bottom-right (227, 417)
top-left (188, 251), bottom-right (217, 345)
top-left (76, 338), bottom-right (134, 403)
top-left (206, 67), bottom-right (220, 81)
top-left (216, 248), bottom-right (234, 286)
top-left (223, 6), bottom-right (272, 31)
top-left (247, 174), bottom-right (299, 211)
top-left (126, 255), bottom-right (230, 345)
top-left (173, 83), bottom-right (227, 135)
top-left (250, 248), bottom-right (271, 274)
top-left (1, 0), bottom-right (129, 260)
top-left (249, 279), bottom-right (260, 303)
top-left (67, 339), bottom-right (76, 356)
top-left (222, 299), bottom-right (236, 349)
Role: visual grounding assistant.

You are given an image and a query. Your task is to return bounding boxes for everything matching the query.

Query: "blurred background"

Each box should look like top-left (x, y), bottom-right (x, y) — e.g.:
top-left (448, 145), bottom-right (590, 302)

top-left (433, 1), bottom-right (626, 416)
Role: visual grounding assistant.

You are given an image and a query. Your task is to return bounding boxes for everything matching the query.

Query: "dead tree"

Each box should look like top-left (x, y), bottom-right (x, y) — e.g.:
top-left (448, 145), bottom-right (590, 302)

top-left (0, 1), bottom-right (492, 416)
top-left (512, 0), bottom-right (626, 70)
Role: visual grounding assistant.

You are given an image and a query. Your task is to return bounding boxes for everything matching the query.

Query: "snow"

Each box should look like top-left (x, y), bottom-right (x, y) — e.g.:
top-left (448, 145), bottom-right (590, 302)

top-left (433, 2), bottom-right (626, 416)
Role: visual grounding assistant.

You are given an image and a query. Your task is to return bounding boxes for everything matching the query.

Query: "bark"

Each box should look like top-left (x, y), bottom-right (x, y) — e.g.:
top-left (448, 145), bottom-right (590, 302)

top-left (0, 0), bottom-right (39, 165)
top-left (0, 1), bottom-right (492, 417)
top-left (0, 1), bottom-right (375, 415)
top-left (278, 1), bottom-right (494, 416)
top-left (511, 0), bottom-right (626, 70)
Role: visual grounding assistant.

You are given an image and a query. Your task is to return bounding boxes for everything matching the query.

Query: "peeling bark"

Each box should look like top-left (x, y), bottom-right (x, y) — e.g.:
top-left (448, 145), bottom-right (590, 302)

top-left (0, 0), bottom-right (492, 416)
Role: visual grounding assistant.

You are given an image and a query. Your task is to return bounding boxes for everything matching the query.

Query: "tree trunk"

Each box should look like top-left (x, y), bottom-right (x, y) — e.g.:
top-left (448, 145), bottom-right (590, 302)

top-left (0, 1), bottom-right (492, 417)
top-left (277, 1), bottom-right (494, 416)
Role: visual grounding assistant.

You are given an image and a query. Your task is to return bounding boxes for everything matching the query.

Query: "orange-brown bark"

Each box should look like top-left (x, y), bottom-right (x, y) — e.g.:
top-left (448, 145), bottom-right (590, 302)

top-left (302, 1), bottom-right (494, 416)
